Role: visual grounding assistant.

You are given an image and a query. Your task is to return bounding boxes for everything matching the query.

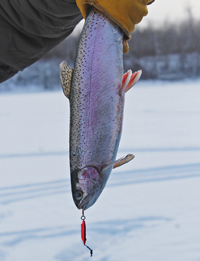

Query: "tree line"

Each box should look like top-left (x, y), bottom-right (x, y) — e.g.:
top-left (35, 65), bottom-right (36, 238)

top-left (2, 8), bottom-right (198, 91)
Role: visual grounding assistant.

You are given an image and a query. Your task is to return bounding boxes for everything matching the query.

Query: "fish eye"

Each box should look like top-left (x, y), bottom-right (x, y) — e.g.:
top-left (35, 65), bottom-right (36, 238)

top-left (75, 190), bottom-right (83, 200)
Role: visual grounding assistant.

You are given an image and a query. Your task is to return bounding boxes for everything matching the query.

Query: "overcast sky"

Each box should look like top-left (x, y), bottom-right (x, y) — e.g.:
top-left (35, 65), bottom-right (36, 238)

top-left (140, 0), bottom-right (200, 28)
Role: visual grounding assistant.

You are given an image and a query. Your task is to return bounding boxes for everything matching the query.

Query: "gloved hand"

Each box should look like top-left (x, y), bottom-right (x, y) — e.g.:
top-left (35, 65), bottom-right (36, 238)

top-left (76, 0), bottom-right (154, 53)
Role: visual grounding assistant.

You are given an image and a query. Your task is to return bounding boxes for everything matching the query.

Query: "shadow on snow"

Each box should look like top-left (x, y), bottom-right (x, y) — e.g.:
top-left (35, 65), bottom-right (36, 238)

top-left (0, 147), bottom-right (199, 159)
top-left (0, 163), bottom-right (199, 205)
top-left (0, 216), bottom-right (171, 247)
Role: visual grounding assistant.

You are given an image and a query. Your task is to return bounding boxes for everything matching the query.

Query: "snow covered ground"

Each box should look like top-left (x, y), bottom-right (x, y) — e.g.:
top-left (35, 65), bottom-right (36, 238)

top-left (0, 80), bottom-right (200, 261)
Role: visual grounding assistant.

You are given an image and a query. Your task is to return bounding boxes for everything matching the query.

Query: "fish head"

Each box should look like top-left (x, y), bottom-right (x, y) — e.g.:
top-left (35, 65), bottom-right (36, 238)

top-left (71, 166), bottom-right (105, 210)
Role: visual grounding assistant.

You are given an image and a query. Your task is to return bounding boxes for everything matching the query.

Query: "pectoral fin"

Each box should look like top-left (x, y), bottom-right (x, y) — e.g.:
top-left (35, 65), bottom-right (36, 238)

top-left (60, 61), bottom-right (73, 99)
top-left (113, 154), bottom-right (135, 169)
top-left (101, 154), bottom-right (135, 171)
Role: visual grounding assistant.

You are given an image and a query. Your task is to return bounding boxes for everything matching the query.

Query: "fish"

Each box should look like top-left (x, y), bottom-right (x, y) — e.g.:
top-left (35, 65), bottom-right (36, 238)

top-left (60, 7), bottom-right (141, 211)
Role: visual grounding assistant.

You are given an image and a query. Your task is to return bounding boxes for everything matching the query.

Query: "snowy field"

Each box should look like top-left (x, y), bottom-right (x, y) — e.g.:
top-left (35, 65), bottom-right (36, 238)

top-left (0, 80), bottom-right (200, 261)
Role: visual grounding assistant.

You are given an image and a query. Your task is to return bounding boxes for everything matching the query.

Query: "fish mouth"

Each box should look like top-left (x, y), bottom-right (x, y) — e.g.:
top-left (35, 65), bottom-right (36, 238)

top-left (78, 195), bottom-right (90, 210)
top-left (78, 192), bottom-right (99, 210)
top-left (77, 178), bottom-right (102, 210)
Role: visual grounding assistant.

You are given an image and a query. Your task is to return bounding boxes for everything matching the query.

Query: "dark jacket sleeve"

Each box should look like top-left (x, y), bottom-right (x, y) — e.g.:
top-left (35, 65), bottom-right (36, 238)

top-left (0, 0), bottom-right (82, 83)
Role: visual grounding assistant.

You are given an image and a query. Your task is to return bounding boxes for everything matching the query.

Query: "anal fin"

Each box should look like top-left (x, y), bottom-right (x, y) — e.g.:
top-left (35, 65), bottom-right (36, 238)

top-left (60, 61), bottom-right (73, 99)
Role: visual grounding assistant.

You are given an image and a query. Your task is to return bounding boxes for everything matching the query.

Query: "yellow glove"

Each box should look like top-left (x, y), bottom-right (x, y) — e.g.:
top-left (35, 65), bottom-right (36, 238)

top-left (76, 0), bottom-right (154, 53)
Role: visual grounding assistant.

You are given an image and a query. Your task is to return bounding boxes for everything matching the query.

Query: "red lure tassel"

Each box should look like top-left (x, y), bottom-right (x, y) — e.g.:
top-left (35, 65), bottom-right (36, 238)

top-left (81, 210), bottom-right (93, 257)
top-left (81, 220), bottom-right (86, 245)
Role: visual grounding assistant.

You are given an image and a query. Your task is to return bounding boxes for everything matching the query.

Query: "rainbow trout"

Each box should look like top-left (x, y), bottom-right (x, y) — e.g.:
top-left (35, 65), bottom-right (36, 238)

top-left (60, 7), bottom-right (141, 211)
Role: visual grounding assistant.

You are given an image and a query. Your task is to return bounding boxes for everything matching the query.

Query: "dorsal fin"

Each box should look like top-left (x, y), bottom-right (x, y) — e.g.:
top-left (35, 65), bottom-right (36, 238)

top-left (120, 70), bottom-right (142, 93)
top-left (60, 61), bottom-right (73, 99)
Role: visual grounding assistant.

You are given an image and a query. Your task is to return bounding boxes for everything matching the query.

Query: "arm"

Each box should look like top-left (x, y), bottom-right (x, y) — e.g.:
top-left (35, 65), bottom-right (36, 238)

top-left (0, 0), bottom-right (154, 83)
top-left (0, 0), bottom-right (82, 83)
